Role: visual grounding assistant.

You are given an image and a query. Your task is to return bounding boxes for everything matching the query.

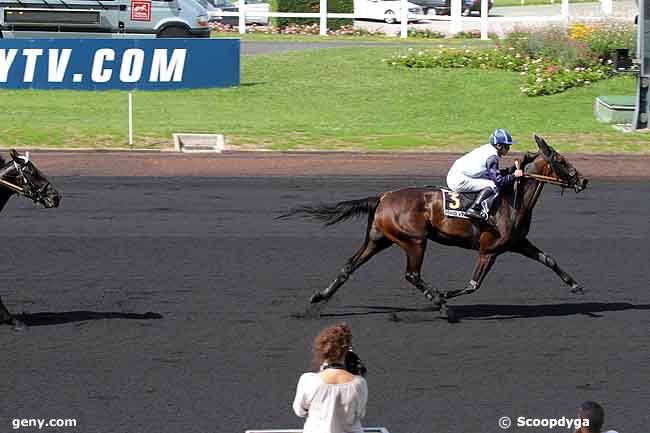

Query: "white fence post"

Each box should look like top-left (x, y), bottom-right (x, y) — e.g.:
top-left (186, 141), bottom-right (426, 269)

top-left (601, 0), bottom-right (613, 15)
top-left (320, 0), bottom-right (327, 35)
top-left (238, 1), bottom-right (246, 34)
top-left (561, 0), bottom-right (569, 19)
top-left (480, 0), bottom-right (488, 40)
top-left (400, 0), bottom-right (408, 38)
top-left (128, 92), bottom-right (133, 148)
top-left (450, 0), bottom-right (462, 35)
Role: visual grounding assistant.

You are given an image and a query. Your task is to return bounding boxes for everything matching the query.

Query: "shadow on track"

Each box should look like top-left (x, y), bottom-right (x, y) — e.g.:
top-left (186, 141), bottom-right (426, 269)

top-left (319, 302), bottom-right (650, 322)
top-left (15, 311), bottom-right (163, 327)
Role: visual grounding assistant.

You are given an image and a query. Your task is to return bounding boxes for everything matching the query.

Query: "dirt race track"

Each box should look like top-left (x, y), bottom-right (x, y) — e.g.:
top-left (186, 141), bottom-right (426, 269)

top-left (0, 151), bottom-right (649, 433)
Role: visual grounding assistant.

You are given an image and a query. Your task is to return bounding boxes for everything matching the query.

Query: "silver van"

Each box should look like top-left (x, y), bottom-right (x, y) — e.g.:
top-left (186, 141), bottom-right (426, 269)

top-left (0, 0), bottom-right (210, 38)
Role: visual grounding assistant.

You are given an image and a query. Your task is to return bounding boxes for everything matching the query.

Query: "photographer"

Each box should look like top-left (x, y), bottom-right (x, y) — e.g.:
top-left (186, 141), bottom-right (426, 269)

top-left (292, 323), bottom-right (368, 433)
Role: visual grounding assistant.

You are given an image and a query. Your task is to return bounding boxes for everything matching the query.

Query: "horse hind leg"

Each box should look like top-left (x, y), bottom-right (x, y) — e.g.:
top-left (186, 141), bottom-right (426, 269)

top-left (401, 239), bottom-right (444, 310)
top-left (444, 253), bottom-right (497, 300)
top-left (309, 227), bottom-right (393, 306)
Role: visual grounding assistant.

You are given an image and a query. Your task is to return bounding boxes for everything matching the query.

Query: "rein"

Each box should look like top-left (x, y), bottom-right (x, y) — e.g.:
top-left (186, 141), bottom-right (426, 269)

top-left (513, 154), bottom-right (571, 214)
top-left (523, 173), bottom-right (570, 188)
top-left (0, 178), bottom-right (26, 195)
top-left (0, 162), bottom-right (41, 200)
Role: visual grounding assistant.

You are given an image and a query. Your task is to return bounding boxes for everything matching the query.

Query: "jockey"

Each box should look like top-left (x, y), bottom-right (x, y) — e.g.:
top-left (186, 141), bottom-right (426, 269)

top-left (446, 129), bottom-right (524, 220)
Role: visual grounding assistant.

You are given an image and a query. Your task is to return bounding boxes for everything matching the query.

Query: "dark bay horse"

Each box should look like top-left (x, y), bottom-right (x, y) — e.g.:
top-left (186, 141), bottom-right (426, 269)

top-left (0, 150), bottom-right (61, 330)
top-left (279, 135), bottom-right (589, 320)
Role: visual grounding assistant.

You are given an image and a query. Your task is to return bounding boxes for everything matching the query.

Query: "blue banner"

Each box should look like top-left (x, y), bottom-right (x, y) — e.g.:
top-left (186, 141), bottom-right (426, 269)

top-left (0, 38), bottom-right (240, 90)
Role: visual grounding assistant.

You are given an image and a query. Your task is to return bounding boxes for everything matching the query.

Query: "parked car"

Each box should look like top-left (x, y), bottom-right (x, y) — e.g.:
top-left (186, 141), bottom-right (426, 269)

top-left (202, 0), bottom-right (240, 26)
top-left (410, 0), bottom-right (492, 16)
top-left (0, 0), bottom-right (211, 38)
top-left (354, 0), bottom-right (424, 24)
top-left (461, 0), bottom-right (492, 15)
top-left (234, 0), bottom-right (271, 25)
top-left (409, 0), bottom-right (446, 15)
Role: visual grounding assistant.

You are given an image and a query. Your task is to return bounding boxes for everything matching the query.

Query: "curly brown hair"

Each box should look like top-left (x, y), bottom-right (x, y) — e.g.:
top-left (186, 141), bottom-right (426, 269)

top-left (313, 323), bottom-right (352, 366)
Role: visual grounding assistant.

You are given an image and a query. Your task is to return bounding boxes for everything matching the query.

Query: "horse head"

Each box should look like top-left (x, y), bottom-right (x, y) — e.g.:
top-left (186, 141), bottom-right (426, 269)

top-left (3, 150), bottom-right (61, 208)
top-left (526, 135), bottom-right (589, 193)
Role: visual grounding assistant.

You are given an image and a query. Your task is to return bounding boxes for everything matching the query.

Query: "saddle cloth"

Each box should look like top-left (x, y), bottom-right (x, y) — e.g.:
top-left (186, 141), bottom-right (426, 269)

top-left (440, 188), bottom-right (479, 219)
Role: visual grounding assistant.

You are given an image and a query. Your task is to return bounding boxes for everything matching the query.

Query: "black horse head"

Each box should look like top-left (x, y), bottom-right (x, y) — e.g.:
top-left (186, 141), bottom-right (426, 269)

top-left (533, 134), bottom-right (589, 193)
top-left (1, 150), bottom-right (61, 208)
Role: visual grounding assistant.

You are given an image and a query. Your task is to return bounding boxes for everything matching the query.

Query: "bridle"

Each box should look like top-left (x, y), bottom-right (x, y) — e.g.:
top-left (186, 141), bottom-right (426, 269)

top-left (523, 150), bottom-right (578, 190)
top-left (513, 150), bottom-right (580, 212)
top-left (0, 159), bottom-right (50, 203)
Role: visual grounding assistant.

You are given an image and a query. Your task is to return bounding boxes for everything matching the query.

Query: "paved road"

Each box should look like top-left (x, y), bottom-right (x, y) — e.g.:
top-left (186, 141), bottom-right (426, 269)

top-left (0, 170), bottom-right (648, 433)
top-left (355, 0), bottom-right (636, 35)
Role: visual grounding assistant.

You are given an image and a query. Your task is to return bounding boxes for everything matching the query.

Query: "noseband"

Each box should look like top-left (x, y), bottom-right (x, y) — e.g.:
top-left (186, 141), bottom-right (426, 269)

top-left (0, 161), bottom-right (48, 203)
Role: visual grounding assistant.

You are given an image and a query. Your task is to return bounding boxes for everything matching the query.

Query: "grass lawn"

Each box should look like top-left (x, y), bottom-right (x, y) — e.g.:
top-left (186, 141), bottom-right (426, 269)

top-left (0, 45), bottom-right (645, 153)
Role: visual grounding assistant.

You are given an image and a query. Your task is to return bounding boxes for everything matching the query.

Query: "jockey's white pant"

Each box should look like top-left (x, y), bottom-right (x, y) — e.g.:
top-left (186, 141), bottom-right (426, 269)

top-left (446, 169), bottom-right (496, 193)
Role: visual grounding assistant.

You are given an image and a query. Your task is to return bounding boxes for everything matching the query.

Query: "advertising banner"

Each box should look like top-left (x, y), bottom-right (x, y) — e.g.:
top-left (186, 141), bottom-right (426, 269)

top-left (0, 38), bottom-right (240, 90)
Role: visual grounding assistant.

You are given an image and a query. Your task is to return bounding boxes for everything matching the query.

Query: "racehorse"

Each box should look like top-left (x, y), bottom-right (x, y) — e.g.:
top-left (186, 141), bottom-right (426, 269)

top-left (0, 150), bottom-right (61, 330)
top-left (279, 135), bottom-right (589, 321)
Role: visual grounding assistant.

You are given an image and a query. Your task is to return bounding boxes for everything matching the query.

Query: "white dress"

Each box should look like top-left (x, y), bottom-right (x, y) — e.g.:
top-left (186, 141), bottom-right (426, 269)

top-left (292, 372), bottom-right (368, 433)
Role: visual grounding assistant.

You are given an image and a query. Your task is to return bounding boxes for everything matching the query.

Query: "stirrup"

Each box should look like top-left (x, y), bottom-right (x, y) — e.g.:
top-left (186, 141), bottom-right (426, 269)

top-left (465, 207), bottom-right (486, 220)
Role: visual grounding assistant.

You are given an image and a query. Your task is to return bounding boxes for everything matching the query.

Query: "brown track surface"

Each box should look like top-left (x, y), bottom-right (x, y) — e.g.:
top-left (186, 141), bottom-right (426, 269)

top-left (29, 151), bottom-right (650, 178)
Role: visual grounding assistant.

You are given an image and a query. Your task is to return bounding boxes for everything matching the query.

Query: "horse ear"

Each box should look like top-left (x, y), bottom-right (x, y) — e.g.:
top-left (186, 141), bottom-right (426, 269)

top-left (523, 151), bottom-right (538, 165)
top-left (534, 134), bottom-right (552, 157)
top-left (10, 149), bottom-right (19, 160)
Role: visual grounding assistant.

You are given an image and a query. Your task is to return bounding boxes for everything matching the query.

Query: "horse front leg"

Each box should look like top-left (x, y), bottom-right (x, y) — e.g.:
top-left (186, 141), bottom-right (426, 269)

top-left (511, 238), bottom-right (584, 294)
top-left (444, 253), bottom-right (497, 300)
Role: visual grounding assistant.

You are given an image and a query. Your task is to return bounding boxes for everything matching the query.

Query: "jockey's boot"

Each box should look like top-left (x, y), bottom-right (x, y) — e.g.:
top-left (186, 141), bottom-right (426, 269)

top-left (465, 187), bottom-right (496, 220)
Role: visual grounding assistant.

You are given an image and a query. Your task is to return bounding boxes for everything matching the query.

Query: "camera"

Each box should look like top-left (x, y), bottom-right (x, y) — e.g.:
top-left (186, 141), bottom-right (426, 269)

top-left (344, 349), bottom-right (367, 377)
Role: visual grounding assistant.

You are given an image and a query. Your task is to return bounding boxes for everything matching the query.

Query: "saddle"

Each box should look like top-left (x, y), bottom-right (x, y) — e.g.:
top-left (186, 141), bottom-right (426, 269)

top-left (439, 188), bottom-right (481, 219)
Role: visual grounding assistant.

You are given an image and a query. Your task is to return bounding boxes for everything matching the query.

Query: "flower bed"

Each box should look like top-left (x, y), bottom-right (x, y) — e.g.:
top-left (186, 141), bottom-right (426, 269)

top-left (211, 22), bottom-right (386, 36)
top-left (387, 22), bottom-right (635, 96)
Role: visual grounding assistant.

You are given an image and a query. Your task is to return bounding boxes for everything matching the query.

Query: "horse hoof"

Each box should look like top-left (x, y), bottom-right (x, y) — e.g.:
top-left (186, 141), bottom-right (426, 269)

top-left (310, 293), bottom-right (325, 304)
top-left (303, 301), bottom-right (326, 319)
top-left (442, 290), bottom-right (459, 300)
top-left (11, 319), bottom-right (27, 332)
top-left (430, 297), bottom-right (444, 311)
top-left (571, 286), bottom-right (585, 295)
top-left (442, 305), bottom-right (459, 323)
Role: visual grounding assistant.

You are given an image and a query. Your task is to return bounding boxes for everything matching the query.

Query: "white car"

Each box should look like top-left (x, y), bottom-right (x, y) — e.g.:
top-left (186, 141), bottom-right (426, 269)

top-left (235, 0), bottom-right (271, 25)
top-left (354, 0), bottom-right (424, 23)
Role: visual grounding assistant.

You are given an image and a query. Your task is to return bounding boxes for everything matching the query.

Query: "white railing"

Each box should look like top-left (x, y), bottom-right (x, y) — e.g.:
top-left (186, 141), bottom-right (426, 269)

top-left (216, 0), bottom-right (621, 40)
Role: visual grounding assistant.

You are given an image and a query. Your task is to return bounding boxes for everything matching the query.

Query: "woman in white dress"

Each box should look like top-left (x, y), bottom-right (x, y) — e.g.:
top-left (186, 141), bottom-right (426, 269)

top-left (293, 323), bottom-right (368, 433)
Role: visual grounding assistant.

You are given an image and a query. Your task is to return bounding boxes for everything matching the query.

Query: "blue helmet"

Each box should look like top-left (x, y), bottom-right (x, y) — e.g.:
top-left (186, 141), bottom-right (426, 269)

top-left (489, 129), bottom-right (516, 146)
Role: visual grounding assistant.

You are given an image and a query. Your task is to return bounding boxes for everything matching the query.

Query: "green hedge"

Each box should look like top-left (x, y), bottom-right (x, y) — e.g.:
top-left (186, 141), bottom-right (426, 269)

top-left (274, 0), bottom-right (352, 29)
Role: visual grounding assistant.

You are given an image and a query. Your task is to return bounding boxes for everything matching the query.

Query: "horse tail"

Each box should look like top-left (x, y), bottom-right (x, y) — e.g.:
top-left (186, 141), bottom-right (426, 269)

top-left (276, 196), bottom-right (381, 226)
